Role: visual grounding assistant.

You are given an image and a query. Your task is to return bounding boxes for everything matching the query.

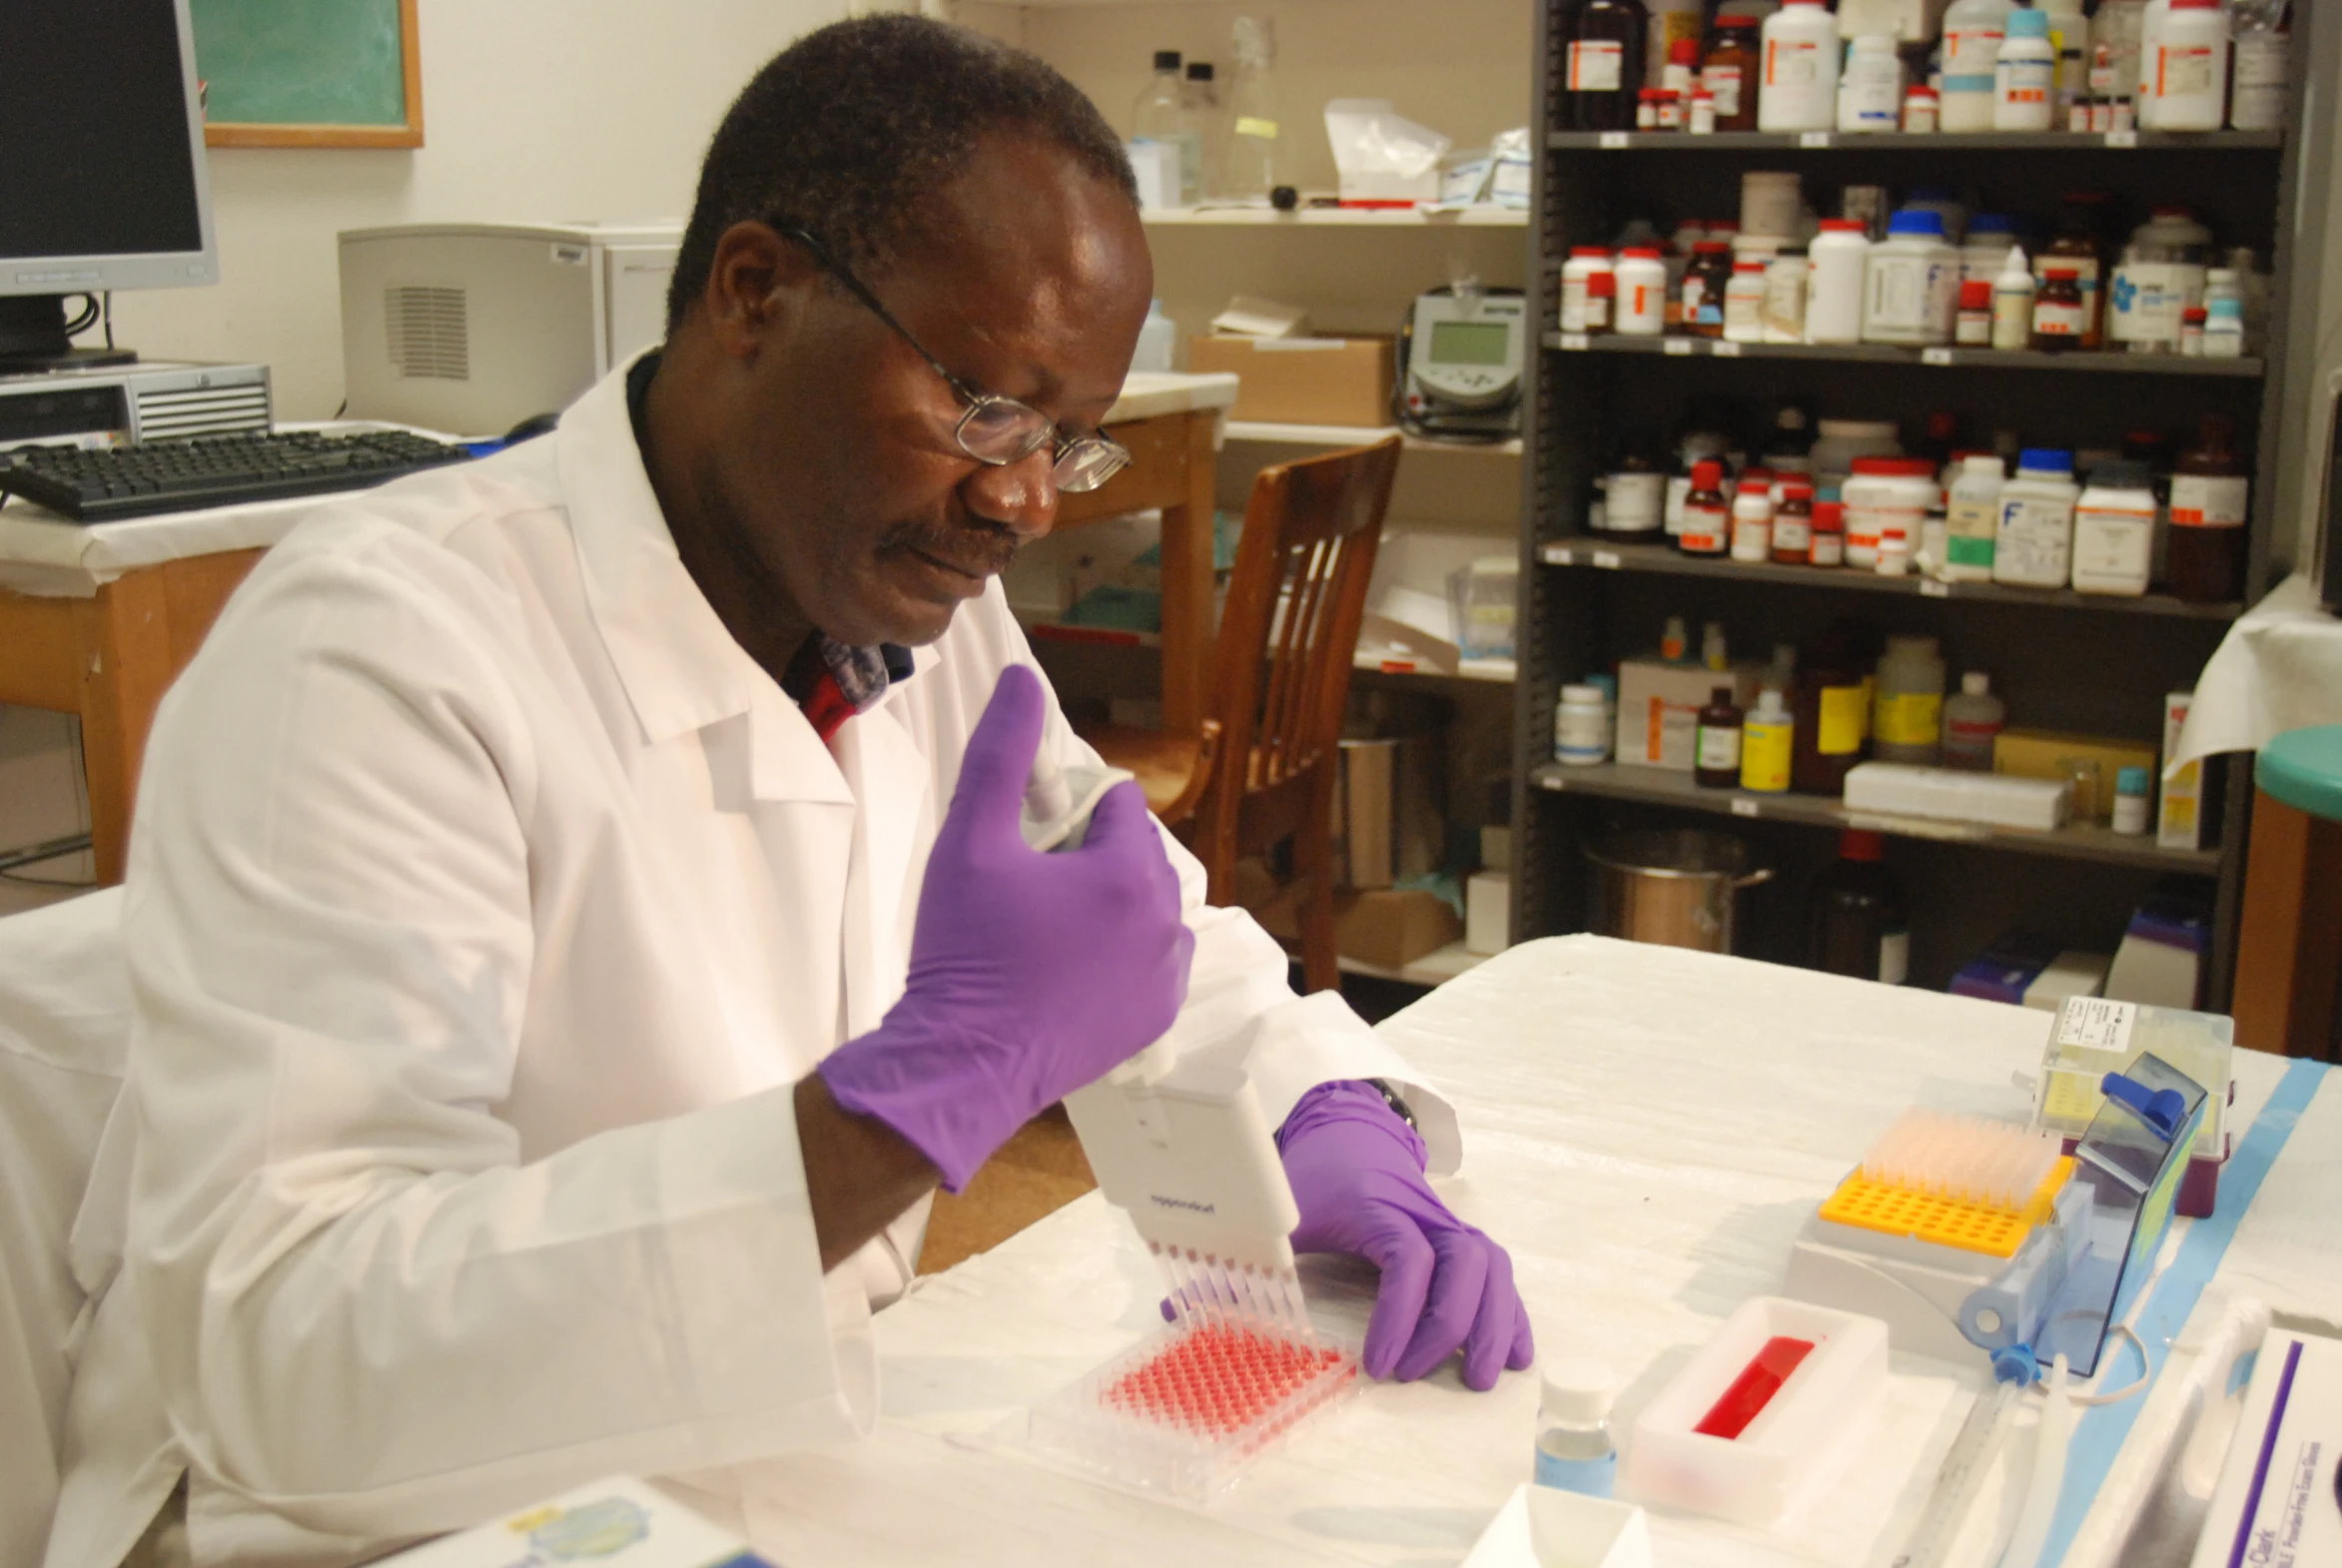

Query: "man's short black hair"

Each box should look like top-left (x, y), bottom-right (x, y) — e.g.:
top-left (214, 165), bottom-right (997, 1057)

top-left (666, 15), bottom-right (1139, 333)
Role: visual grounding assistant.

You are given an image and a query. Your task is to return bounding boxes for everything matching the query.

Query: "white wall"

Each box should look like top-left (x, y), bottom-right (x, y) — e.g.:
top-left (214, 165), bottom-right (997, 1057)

top-left (110, 0), bottom-right (858, 419)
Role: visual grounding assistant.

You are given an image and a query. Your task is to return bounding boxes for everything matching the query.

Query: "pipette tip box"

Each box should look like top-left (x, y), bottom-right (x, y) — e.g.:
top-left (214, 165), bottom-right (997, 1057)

top-left (1028, 1318), bottom-right (1362, 1503)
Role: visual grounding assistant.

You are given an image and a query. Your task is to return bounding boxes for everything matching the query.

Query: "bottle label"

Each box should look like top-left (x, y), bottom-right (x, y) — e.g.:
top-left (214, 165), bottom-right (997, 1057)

top-left (2033, 298), bottom-right (2085, 338)
top-left (1679, 502), bottom-right (1728, 553)
top-left (1772, 516), bottom-right (1812, 553)
top-left (1234, 116), bottom-right (1279, 140)
top-left (1741, 719), bottom-right (1794, 791)
top-left (1570, 40), bottom-right (1625, 92)
top-left (1561, 278), bottom-right (1590, 331)
top-left (2074, 506), bottom-right (2153, 581)
top-left (1586, 292), bottom-right (1612, 331)
top-left (1879, 928), bottom-right (1911, 987)
top-left (1535, 1449), bottom-right (1617, 1497)
top-left (1875, 691), bottom-right (1943, 747)
top-left (1947, 532), bottom-right (1995, 567)
top-left (2232, 35), bottom-right (2289, 131)
top-left (1818, 686), bottom-right (1865, 755)
top-left (2169, 475), bottom-right (2249, 528)
top-left (1705, 63), bottom-right (1745, 117)
top-left (1697, 723), bottom-right (1744, 772)
top-left (1995, 495), bottom-right (2074, 583)
top-left (1948, 716), bottom-right (2002, 749)
top-left (1767, 38), bottom-right (1824, 87)
top-left (1606, 472), bottom-right (1665, 532)
top-left (1943, 27), bottom-right (2003, 91)
top-left (1810, 531), bottom-right (1844, 566)
top-left (2157, 45), bottom-right (2215, 98)
top-left (1997, 57), bottom-right (2052, 105)
top-left (1725, 287), bottom-right (1766, 338)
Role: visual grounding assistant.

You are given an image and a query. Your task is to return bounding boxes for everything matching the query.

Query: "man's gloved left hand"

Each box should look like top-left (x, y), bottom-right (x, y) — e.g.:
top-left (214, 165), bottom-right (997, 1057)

top-left (1278, 1081), bottom-right (1534, 1391)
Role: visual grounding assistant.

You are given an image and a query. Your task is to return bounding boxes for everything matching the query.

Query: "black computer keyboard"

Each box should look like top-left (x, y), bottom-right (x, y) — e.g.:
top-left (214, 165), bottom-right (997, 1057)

top-left (0, 428), bottom-right (474, 522)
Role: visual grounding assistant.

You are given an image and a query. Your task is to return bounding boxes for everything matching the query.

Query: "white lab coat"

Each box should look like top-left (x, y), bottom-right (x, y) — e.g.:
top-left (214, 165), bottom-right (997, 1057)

top-left (40, 359), bottom-right (1459, 1568)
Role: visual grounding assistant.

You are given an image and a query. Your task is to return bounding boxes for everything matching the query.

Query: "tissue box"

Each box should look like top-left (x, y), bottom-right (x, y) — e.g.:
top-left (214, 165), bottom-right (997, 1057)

top-left (1187, 335), bottom-right (1394, 426)
top-left (1845, 763), bottom-right (2070, 831)
top-left (379, 1476), bottom-right (772, 1567)
top-left (2104, 887), bottom-right (2210, 1008)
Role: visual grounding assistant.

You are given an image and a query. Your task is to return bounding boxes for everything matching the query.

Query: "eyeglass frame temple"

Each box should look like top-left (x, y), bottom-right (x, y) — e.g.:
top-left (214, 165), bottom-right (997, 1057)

top-left (773, 224), bottom-right (1128, 481)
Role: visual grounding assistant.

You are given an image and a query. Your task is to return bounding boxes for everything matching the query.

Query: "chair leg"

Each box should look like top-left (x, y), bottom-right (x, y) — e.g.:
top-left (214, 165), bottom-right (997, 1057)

top-left (1291, 799), bottom-right (1341, 994)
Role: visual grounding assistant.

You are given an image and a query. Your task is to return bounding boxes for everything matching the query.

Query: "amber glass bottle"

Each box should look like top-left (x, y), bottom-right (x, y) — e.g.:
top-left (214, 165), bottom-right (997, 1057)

top-left (1566, 0), bottom-right (1651, 132)
top-left (1701, 16), bottom-right (1762, 132)
top-left (2166, 414), bottom-right (2249, 603)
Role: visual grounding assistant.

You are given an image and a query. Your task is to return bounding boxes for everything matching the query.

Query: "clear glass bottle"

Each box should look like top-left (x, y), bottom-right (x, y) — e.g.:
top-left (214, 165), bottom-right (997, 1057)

top-left (1179, 62), bottom-right (1221, 205)
top-left (1222, 18), bottom-right (1282, 203)
top-left (1134, 51), bottom-right (1194, 206)
top-left (1534, 1361), bottom-right (1618, 1496)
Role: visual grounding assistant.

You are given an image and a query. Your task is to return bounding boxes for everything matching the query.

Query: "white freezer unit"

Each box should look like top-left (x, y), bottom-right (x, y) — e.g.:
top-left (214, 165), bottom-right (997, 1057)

top-left (339, 221), bottom-right (681, 436)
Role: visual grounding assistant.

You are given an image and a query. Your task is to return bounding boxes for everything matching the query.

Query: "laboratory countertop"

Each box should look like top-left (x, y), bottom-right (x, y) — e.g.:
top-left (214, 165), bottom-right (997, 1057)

top-left (733, 937), bottom-right (2335, 1568)
top-left (0, 376), bottom-right (1241, 597)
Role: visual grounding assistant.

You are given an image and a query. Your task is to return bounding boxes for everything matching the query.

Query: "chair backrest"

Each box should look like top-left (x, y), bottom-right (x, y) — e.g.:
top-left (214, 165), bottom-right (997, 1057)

top-left (1190, 436), bottom-right (1402, 871)
top-left (0, 888), bottom-right (131, 1567)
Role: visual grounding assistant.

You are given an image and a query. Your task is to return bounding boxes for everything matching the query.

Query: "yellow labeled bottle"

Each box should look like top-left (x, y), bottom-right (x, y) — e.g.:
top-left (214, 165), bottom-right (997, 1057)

top-left (1740, 686), bottom-right (1795, 793)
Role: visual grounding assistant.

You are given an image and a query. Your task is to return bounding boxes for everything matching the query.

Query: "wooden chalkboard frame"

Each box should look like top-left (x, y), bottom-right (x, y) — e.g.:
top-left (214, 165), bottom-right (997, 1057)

top-left (201, 0), bottom-right (423, 149)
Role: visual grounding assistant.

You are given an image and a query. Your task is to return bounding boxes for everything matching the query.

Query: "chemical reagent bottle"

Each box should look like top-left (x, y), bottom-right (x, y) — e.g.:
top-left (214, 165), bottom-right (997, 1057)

top-left (1534, 1361), bottom-right (1619, 1497)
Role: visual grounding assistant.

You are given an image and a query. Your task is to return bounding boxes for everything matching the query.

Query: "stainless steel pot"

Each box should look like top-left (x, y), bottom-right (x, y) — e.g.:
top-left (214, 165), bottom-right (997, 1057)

top-left (1335, 690), bottom-right (1452, 889)
top-left (1584, 828), bottom-right (1774, 954)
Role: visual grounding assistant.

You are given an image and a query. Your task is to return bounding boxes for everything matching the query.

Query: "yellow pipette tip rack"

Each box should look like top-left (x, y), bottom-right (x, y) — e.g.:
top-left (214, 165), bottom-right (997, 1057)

top-left (1819, 1155), bottom-right (2074, 1258)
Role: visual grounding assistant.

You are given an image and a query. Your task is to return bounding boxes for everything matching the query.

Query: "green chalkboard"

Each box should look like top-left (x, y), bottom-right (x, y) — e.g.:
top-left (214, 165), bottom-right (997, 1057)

top-left (190, 0), bottom-right (422, 148)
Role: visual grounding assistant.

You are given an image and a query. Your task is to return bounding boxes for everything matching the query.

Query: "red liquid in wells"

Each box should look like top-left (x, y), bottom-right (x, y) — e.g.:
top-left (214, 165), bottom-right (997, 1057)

top-left (1103, 1325), bottom-right (1348, 1437)
top-left (1693, 1335), bottom-right (1816, 1439)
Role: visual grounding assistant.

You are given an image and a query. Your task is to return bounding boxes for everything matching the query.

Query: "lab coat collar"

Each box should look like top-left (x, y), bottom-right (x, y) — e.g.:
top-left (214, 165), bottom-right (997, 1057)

top-left (555, 354), bottom-right (852, 806)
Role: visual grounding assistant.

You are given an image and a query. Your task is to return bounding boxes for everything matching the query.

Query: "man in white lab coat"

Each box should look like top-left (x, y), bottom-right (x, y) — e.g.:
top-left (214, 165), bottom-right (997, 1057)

top-left (42, 18), bottom-right (1530, 1568)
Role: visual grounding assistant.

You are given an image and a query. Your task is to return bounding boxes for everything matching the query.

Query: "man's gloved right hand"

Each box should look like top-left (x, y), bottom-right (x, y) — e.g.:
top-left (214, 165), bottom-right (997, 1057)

top-left (818, 664), bottom-right (1194, 1191)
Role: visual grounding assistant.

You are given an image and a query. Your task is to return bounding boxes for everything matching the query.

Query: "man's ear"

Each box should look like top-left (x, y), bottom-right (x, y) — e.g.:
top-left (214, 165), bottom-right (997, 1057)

top-left (701, 222), bottom-right (822, 361)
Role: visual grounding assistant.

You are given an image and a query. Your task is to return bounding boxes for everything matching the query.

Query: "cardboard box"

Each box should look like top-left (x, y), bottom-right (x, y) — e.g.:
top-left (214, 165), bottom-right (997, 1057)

top-left (2019, 950), bottom-right (2109, 1011)
top-left (1252, 885), bottom-right (1462, 969)
top-left (2158, 691), bottom-right (2204, 849)
top-left (1614, 656), bottom-right (1767, 772)
top-left (1991, 728), bottom-right (2159, 823)
top-left (2187, 1327), bottom-right (2342, 1568)
top-left (1187, 335), bottom-right (1395, 427)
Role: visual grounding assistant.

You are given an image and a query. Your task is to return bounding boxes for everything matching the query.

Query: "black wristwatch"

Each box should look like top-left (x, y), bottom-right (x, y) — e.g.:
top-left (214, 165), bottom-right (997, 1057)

top-left (1366, 1078), bottom-right (1417, 1131)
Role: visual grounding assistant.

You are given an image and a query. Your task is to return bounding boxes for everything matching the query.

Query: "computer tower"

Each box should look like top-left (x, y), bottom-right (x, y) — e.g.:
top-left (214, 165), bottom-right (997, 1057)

top-left (338, 221), bottom-right (680, 436)
top-left (0, 361), bottom-right (270, 446)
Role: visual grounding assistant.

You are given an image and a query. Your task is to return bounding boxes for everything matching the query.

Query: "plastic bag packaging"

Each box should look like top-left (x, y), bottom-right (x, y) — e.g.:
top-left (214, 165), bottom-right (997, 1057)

top-left (1322, 98), bottom-right (1450, 204)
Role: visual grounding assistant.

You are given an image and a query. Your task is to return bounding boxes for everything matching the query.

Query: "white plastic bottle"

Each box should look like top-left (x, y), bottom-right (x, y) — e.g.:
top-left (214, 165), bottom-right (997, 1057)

top-left (1805, 219), bottom-right (1870, 344)
top-left (1941, 671), bottom-right (2006, 769)
top-left (1614, 247), bottom-right (1669, 335)
top-left (1863, 209), bottom-right (1958, 347)
top-left (1993, 7), bottom-right (2057, 131)
top-left (1561, 248), bottom-right (1615, 333)
top-left (1992, 446), bottom-right (2080, 588)
top-left (1731, 476), bottom-right (1774, 559)
top-left (1990, 246), bottom-right (2035, 351)
top-left (2134, 0), bottom-right (2171, 128)
top-left (2149, 0), bottom-right (2228, 131)
top-left (1554, 684), bottom-right (1612, 765)
top-left (1724, 259), bottom-right (1769, 343)
top-left (1941, 0), bottom-right (2014, 131)
top-left (2201, 267), bottom-right (2246, 358)
top-left (1946, 452), bottom-right (2004, 580)
top-left (1874, 634), bottom-right (1947, 765)
top-left (1758, 0), bottom-right (1840, 132)
top-left (1839, 34), bottom-right (1904, 132)
top-left (1535, 1362), bottom-right (1618, 1496)
top-left (2071, 459), bottom-right (2157, 594)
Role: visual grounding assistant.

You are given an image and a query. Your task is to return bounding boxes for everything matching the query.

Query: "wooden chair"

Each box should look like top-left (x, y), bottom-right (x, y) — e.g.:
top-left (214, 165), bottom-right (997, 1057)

top-left (1081, 436), bottom-right (1402, 994)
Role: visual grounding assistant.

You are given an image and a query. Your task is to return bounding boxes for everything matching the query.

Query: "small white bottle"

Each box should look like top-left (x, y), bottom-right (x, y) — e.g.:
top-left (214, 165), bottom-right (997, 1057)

top-left (1554, 683), bottom-right (1612, 766)
top-left (1991, 246), bottom-right (2036, 351)
top-left (2150, 0), bottom-right (2228, 131)
top-left (1946, 452), bottom-right (2004, 580)
top-left (1762, 250), bottom-right (1810, 343)
top-left (1941, 0), bottom-right (2015, 131)
top-left (1614, 247), bottom-right (1669, 336)
top-left (1731, 478), bottom-right (1774, 560)
top-left (1941, 671), bottom-right (2006, 770)
top-left (1992, 446), bottom-right (2081, 589)
top-left (1805, 219), bottom-right (1871, 345)
top-left (2201, 268), bottom-right (2246, 358)
top-left (2135, 0), bottom-right (2173, 128)
top-left (1994, 7), bottom-right (2057, 131)
top-left (1561, 248), bottom-right (1615, 334)
top-left (2071, 458), bottom-right (2157, 595)
top-left (1534, 1362), bottom-right (1618, 1497)
top-left (1723, 260), bottom-right (1769, 344)
top-left (1758, 0), bottom-right (1840, 132)
top-left (2112, 766), bottom-right (2152, 833)
top-left (1839, 35), bottom-right (1905, 133)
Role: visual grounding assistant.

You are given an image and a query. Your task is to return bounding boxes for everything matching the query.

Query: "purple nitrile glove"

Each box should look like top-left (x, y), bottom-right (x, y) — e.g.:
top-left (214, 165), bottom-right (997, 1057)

top-left (1278, 1081), bottom-right (1535, 1391)
top-left (819, 665), bottom-right (1194, 1191)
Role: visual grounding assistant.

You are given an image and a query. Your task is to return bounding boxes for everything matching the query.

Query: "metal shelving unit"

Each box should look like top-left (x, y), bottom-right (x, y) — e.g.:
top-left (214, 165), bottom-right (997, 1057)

top-left (1512, 5), bottom-right (2338, 1003)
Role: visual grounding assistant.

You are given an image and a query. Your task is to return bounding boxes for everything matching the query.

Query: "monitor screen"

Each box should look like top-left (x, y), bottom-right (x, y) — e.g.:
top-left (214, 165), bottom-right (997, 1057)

top-left (1428, 320), bottom-right (1512, 368)
top-left (0, 0), bottom-right (213, 291)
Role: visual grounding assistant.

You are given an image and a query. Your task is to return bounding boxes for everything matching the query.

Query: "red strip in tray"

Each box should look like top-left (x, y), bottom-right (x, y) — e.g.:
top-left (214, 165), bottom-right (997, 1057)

top-left (1694, 1335), bottom-right (1816, 1439)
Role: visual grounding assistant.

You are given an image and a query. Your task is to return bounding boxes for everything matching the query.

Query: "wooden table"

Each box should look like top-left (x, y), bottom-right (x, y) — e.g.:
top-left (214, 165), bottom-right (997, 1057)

top-left (0, 376), bottom-right (1236, 887)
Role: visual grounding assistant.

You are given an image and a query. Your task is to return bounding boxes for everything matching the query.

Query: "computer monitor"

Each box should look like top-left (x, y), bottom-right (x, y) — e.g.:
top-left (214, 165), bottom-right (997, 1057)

top-left (0, 0), bottom-right (218, 370)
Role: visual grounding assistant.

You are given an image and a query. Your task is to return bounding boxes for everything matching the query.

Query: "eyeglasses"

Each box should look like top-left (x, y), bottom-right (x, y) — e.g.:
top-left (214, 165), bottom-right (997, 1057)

top-left (777, 226), bottom-right (1133, 494)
